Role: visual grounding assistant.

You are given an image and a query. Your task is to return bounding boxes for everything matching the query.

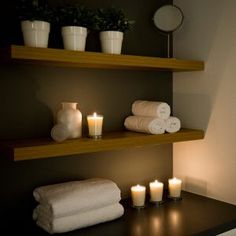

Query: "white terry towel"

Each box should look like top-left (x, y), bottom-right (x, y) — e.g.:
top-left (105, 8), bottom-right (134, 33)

top-left (33, 203), bottom-right (124, 234)
top-left (33, 178), bottom-right (121, 218)
top-left (132, 100), bottom-right (171, 119)
top-left (165, 116), bottom-right (181, 133)
top-left (124, 116), bottom-right (166, 134)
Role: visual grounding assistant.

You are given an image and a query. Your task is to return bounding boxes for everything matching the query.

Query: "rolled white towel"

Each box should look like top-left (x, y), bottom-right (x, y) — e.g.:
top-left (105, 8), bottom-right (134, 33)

top-left (33, 203), bottom-right (124, 234)
top-left (132, 100), bottom-right (171, 119)
top-left (124, 116), bottom-right (166, 134)
top-left (33, 178), bottom-right (121, 218)
top-left (165, 116), bottom-right (181, 133)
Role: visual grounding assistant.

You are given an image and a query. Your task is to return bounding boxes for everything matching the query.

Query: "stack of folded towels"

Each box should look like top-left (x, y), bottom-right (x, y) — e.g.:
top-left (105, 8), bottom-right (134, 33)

top-left (124, 100), bottom-right (181, 134)
top-left (32, 178), bottom-right (124, 234)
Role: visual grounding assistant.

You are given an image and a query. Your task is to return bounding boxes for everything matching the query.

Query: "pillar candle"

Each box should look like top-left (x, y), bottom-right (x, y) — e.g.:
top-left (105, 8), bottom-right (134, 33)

top-left (149, 180), bottom-right (164, 202)
top-left (131, 184), bottom-right (146, 207)
top-left (168, 177), bottom-right (182, 197)
top-left (87, 112), bottom-right (103, 138)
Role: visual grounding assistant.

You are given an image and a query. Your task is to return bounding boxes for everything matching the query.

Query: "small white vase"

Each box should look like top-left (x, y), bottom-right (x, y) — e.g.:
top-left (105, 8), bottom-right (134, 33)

top-left (99, 31), bottom-right (124, 54)
top-left (57, 102), bottom-right (82, 139)
top-left (21, 20), bottom-right (50, 48)
top-left (61, 26), bottom-right (87, 51)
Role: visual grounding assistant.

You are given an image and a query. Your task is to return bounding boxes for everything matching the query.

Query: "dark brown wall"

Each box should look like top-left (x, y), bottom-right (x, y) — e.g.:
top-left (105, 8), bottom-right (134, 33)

top-left (0, 0), bottom-right (173, 231)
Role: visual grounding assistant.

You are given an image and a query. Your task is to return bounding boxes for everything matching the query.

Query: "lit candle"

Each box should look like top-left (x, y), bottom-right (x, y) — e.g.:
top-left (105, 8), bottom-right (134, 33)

top-left (87, 112), bottom-right (103, 138)
top-left (149, 180), bottom-right (164, 202)
top-left (131, 184), bottom-right (146, 207)
top-left (168, 177), bottom-right (182, 198)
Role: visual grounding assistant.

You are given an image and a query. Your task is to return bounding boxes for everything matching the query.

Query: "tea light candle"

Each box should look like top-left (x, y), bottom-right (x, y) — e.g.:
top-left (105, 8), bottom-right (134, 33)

top-left (87, 112), bottom-right (103, 138)
top-left (168, 177), bottom-right (182, 198)
top-left (131, 184), bottom-right (146, 207)
top-left (149, 180), bottom-right (164, 202)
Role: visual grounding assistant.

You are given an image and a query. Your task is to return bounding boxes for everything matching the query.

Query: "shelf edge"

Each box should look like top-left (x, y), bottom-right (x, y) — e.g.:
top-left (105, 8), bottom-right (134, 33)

top-left (3, 45), bottom-right (205, 72)
top-left (0, 129), bottom-right (205, 161)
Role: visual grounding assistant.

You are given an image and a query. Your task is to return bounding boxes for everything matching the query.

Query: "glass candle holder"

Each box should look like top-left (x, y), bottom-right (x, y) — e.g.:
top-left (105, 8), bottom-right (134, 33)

top-left (131, 184), bottom-right (146, 209)
top-left (149, 180), bottom-right (164, 204)
top-left (168, 177), bottom-right (182, 200)
top-left (87, 112), bottom-right (103, 139)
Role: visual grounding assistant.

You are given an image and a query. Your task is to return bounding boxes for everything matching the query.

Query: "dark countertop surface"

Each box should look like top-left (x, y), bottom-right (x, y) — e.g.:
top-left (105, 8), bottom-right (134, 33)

top-left (5, 191), bottom-right (236, 236)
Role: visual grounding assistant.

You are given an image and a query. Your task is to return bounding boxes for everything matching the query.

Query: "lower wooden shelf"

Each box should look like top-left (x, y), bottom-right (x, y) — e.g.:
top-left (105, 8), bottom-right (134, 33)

top-left (0, 128), bottom-right (204, 161)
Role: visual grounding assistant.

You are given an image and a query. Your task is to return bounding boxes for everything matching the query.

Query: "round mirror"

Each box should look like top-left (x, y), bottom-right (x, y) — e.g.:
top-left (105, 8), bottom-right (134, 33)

top-left (153, 4), bottom-right (184, 57)
top-left (153, 4), bottom-right (184, 33)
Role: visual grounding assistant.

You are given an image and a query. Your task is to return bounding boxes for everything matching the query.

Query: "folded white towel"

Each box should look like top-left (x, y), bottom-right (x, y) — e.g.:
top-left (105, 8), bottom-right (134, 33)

top-left (165, 116), bottom-right (181, 133)
top-left (33, 203), bottom-right (124, 234)
top-left (132, 100), bottom-right (171, 119)
top-left (124, 116), bottom-right (166, 134)
top-left (33, 178), bottom-right (121, 218)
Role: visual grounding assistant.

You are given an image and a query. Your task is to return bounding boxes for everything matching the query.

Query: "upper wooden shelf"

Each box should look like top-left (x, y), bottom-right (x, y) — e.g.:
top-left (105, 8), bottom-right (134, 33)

top-left (0, 128), bottom-right (204, 161)
top-left (0, 45), bottom-right (204, 72)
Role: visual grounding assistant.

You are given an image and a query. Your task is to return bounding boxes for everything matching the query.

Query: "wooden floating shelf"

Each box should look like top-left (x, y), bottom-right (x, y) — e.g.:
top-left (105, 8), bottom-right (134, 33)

top-left (1, 45), bottom-right (204, 72)
top-left (0, 128), bottom-right (204, 161)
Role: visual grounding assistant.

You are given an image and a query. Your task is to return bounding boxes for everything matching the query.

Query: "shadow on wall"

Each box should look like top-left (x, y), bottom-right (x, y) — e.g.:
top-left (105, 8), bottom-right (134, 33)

top-left (173, 173), bottom-right (208, 196)
top-left (184, 176), bottom-right (207, 196)
top-left (173, 1), bottom-right (235, 132)
top-left (0, 64), bottom-right (53, 139)
top-left (173, 0), bottom-right (225, 61)
top-left (173, 92), bottom-right (211, 130)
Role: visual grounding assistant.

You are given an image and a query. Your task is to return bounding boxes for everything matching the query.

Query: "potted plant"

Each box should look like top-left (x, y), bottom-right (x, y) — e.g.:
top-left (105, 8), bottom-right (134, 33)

top-left (58, 5), bottom-right (94, 51)
top-left (94, 8), bottom-right (134, 54)
top-left (17, 0), bottom-right (53, 48)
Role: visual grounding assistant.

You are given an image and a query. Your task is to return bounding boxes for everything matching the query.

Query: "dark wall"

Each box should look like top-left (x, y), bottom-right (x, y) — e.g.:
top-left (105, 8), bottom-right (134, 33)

top-left (0, 0), bottom-right (173, 232)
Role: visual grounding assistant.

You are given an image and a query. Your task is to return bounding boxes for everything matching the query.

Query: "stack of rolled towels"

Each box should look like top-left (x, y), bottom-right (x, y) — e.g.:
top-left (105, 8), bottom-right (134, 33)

top-left (32, 178), bottom-right (124, 234)
top-left (124, 100), bottom-right (181, 134)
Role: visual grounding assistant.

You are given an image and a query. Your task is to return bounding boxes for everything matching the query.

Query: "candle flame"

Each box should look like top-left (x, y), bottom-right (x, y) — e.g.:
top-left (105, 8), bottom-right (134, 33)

top-left (93, 112), bottom-right (97, 117)
top-left (169, 177), bottom-right (182, 184)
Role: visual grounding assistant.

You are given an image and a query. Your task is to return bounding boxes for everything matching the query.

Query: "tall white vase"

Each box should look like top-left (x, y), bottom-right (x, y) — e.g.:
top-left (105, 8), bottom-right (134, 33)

top-left (100, 31), bottom-right (124, 54)
top-left (21, 20), bottom-right (50, 48)
top-left (61, 26), bottom-right (87, 51)
top-left (57, 102), bottom-right (82, 139)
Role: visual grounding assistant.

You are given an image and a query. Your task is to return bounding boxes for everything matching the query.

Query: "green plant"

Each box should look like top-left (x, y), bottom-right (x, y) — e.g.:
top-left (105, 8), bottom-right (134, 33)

top-left (17, 0), bottom-right (53, 22)
top-left (94, 8), bottom-right (134, 32)
top-left (58, 5), bottom-right (94, 28)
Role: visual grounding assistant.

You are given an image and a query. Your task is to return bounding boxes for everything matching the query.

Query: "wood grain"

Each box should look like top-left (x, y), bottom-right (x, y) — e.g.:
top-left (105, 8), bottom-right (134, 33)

top-left (2, 45), bottom-right (205, 71)
top-left (0, 129), bottom-right (204, 161)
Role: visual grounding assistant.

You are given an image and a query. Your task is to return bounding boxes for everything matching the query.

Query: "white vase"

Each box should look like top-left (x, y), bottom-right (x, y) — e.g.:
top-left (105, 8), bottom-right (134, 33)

top-left (21, 20), bottom-right (50, 48)
top-left (99, 31), bottom-right (124, 54)
top-left (57, 102), bottom-right (82, 139)
top-left (61, 26), bottom-right (87, 51)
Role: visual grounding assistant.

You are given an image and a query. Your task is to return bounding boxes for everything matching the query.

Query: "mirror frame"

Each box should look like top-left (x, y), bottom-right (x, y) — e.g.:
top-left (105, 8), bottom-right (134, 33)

top-left (153, 4), bottom-right (184, 33)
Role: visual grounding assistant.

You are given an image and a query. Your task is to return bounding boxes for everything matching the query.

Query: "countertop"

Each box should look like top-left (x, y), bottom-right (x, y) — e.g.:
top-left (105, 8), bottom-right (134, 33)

top-left (7, 191), bottom-right (236, 236)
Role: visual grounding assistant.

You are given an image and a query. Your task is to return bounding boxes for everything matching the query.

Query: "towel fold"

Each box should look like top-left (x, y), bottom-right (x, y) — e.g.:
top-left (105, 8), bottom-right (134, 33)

top-left (165, 116), bottom-right (181, 133)
top-left (132, 100), bottom-right (171, 119)
top-left (33, 178), bottom-right (121, 218)
top-left (34, 203), bottom-right (124, 234)
top-left (124, 116), bottom-right (166, 134)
